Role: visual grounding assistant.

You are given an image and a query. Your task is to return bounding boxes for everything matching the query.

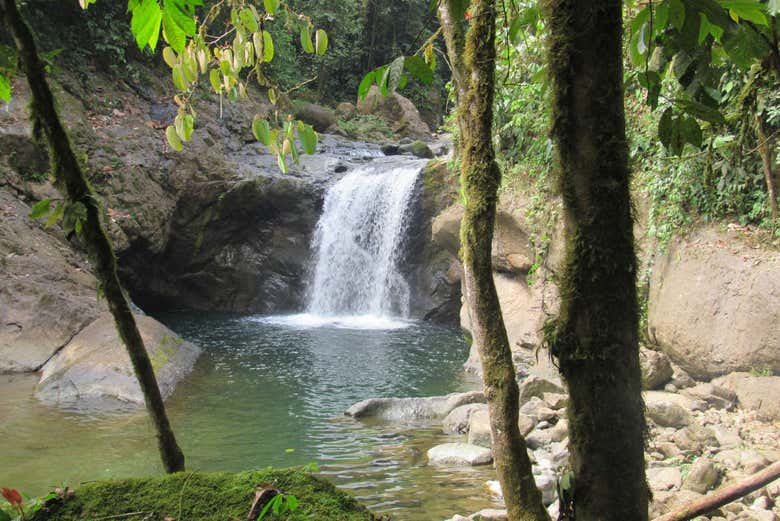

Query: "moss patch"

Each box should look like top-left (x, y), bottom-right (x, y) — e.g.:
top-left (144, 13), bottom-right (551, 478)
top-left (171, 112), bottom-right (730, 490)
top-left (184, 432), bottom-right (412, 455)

top-left (32, 469), bottom-right (384, 521)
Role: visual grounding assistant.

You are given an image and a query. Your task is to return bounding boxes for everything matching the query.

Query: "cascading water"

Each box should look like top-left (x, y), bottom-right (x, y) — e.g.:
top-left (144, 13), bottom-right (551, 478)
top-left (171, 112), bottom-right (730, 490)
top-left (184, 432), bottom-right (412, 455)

top-left (307, 161), bottom-right (421, 320)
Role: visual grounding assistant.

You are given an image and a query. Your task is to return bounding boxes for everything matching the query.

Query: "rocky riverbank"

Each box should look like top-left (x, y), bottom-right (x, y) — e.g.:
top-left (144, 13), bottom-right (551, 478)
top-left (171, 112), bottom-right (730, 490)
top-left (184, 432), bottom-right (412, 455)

top-left (346, 359), bottom-right (780, 521)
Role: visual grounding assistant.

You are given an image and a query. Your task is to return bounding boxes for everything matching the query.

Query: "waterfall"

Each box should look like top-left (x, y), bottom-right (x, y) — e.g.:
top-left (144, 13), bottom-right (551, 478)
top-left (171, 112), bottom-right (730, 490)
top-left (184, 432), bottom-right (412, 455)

top-left (307, 161), bottom-right (422, 319)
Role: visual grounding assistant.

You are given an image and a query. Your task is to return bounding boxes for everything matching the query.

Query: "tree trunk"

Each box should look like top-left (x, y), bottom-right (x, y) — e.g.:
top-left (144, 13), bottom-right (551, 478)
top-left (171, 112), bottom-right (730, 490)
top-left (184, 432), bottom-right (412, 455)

top-left (755, 114), bottom-right (778, 222)
top-left (542, 1), bottom-right (649, 520)
top-left (437, 0), bottom-right (467, 104)
top-left (454, 1), bottom-right (549, 520)
top-left (0, 0), bottom-right (185, 474)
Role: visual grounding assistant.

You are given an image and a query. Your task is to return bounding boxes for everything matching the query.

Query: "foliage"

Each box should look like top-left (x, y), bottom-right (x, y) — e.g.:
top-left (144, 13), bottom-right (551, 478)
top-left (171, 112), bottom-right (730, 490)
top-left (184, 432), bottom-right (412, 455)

top-left (2, 487), bottom-right (61, 521)
top-left (26, 469), bottom-right (383, 521)
top-left (336, 114), bottom-right (394, 141)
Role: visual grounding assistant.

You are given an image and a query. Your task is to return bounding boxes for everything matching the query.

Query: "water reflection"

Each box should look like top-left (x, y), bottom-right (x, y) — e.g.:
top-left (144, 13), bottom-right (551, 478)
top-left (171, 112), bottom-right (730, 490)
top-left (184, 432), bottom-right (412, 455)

top-left (0, 313), bottom-right (496, 520)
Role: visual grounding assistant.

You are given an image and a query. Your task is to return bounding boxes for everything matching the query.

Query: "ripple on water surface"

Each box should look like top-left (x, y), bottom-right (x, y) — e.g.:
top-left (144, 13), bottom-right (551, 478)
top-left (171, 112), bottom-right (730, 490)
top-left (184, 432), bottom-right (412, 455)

top-left (0, 313), bottom-right (497, 520)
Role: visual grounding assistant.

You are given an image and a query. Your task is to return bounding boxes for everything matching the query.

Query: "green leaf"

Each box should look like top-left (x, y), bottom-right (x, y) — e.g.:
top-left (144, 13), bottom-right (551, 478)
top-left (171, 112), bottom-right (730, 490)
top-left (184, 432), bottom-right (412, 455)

top-left (716, 0), bottom-right (768, 25)
top-left (166, 125), bottom-right (184, 151)
top-left (263, 0), bottom-right (279, 15)
top-left (30, 199), bottom-right (52, 219)
top-left (277, 154), bottom-right (288, 174)
top-left (262, 30), bottom-right (274, 62)
top-left (675, 98), bottom-right (726, 124)
top-left (286, 495), bottom-right (299, 512)
top-left (508, 16), bottom-right (524, 45)
top-left (658, 108), bottom-right (676, 149)
top-left (0, 507), bottom-right (12, 521)
top-left (722, 23), bottom-right (772, 68)
top-left (315, 29), bottom-right (328, 56)
top-left (0, 74), bottom-right (10, 103)
top-left (162, 0), bottom-right (197, 54)
top-left (130, 0), bottom-right (163, 51)
top-left (698, 13), bottom-right (724, 43)
top-left (179, 114), bottom-right (194, 141)
top-left (162, 46), bottom-right (178, 67)
top-left (669, 0), bottom-right (686, 30)
top-left (240, 8), bottom-right (258, 32)
top-left (300, 26), bottom-right (315, 53)
top-left (386, 56), bottom-right (405, 94)
top-left (679, 116), bottom-right (703, 147)
top-left (209, 69), bottom-right (221, 92)
top-left (357, 71), bottom-right (374, 100)
top-left (297, 121), bottom-right (318, 154)
top-left (403, 55), bottom-right (434, 85)
top-left (45, 202), bottom-right (65, 228)
top-left (252, 117), bottom-right (271, 145)
top-left (172, 65), bottom-right (187, 90)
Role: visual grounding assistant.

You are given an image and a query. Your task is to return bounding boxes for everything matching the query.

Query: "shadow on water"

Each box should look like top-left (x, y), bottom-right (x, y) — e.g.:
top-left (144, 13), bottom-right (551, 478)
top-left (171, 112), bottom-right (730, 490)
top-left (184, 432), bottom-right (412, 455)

top-left (0, 312), bottom-right (499, 520)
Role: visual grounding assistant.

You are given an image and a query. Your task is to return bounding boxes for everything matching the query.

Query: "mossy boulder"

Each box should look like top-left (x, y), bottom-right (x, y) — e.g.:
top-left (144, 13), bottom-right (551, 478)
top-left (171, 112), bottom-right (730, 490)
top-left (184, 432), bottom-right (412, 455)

top-left (36, 313), bottom-right (200, 408)
top-left (30, 469), bottom-right (385, 521)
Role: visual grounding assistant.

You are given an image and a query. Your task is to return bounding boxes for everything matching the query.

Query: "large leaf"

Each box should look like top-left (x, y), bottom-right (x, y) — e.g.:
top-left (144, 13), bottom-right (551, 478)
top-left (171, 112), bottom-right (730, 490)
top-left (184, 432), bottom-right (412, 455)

top-left (300, 26), bottom-right (314, 54)
top-left (262, 31), bottom-right (274, 62)
top-left (30, 199), bottom-right (52, 219)
top-left (252, 116), bottom-right (271, 145)
top-left (357, 70), bottom-right (375, 100)
top-left (130, 0), bottom-right (163, 51)
top-left (716, 0), bottom-right (768, 24)
top-left (385, 56), bottom-right (405, 94)
top-left (162, 0), bottom-right (198, 53)
top-left (315, 29), bottom-right (328, 56)
top-left (166, 125), bottom-right (184, 151)
top-left (297, 121), bottom-right (318, 155)
top-left (404, 55), bottom-right (434, 85)
top-left (675, 98), bottom-right (726, 124)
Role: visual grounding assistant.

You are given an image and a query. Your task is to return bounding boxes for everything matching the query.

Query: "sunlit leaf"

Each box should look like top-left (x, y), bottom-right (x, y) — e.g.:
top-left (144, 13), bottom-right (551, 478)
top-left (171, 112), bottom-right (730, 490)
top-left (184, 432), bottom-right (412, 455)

top-left (315, 29), bottom-right (328, 56)
top-left (252, 116), bottom-right (271, 145)
top-left (166, 125), bottom-right (184, 151)
top-left (30, 199), bottom-right (52, 219)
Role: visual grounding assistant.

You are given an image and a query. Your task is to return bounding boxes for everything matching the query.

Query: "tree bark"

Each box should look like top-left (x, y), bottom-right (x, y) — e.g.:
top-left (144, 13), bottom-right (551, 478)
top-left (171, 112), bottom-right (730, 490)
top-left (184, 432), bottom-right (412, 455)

top-left (438, 0), bottom-right (467, 104)
top-left (454, 1), bottom-right (549, 520)
top-left (653, 461), bottom-right (780, 521)
top-left (755, 114), bottom-right (778, 222)
top-left (0, 0), bottom-right (185, 474)
top-left (542, 1), bottom-right (649, 520)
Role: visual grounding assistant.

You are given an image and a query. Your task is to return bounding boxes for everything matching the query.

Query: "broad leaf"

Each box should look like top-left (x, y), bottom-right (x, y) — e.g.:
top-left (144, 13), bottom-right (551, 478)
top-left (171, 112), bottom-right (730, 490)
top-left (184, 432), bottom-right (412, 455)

top-left (300, 26), bottom-right (315, 53)
top-left (262, 31), bottom-right (274, 62)
top-left (263, 0), bottom-right (279, 15)
top-left (297, 122), bottom-right (318, 155)
top-left (166, 125), bottom-right (184, 151)
top-left (675, 98), bottom-right (726, 124)
top-left (315, 29), bottom-right (328, 56)
top-left (0, 74), bottom-right (9, 102)
top-left (716, 0), bottom-right (768, 25)
top-left (252, 117), bottom-right (271, 145)
top-left (130, 0), bottom-right (163, 51)
top-left (30, 199), bottom-right (52, 219)
top-left (357, 71), bottom-right (374, 99)
top-left (386, 56), bottom-right (405, 94)
top-left (404, 55), bottom-right (434, 85)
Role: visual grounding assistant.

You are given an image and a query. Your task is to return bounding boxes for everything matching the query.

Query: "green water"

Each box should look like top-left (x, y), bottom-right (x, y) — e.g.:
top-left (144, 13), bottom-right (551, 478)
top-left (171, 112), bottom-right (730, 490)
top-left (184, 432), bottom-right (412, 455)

top-left (0, 313), bottom-right (500, 520)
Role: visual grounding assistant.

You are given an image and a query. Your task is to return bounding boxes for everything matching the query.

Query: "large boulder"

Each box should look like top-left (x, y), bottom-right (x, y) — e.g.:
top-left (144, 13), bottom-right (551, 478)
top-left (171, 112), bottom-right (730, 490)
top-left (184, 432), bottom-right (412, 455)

top-left (345, 391), bottom-right (486, 421)
top-left (0, 190), bottom-right (105, 372)
top-left (712, 372), bottom-right (780, 421)
top-left (443, 403), bottom-right (488, 434)
top-left (356, 85), bottom-right (431, 140)
top-left (36, 313), bottom-right (200, 406)
top-left (648, 227), bottom-right (780, 380)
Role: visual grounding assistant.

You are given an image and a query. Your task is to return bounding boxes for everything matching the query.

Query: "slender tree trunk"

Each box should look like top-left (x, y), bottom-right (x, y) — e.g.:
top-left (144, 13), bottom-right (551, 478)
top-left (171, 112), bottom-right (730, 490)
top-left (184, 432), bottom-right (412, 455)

top-left (437, 0), bottom-right (467, 104)
top-left (454, 1), bottom-right (549, 520)
top-left (0, 0), bottom-right (185, 474)
top-left (542, 1), bottom-right (649, 520)
top-left (755, 114), bottom-right (778, 222)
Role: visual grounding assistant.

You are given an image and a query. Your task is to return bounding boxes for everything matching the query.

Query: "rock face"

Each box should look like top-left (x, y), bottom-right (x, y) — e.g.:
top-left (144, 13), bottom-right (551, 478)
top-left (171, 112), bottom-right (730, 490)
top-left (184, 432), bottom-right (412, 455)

top-left (357, 85), bottom-right (431, 141)
top-left (0, 191), bottom-right (105, 372)
top-left (648, 227), bottom-right (780, 380)
top-left (36, 313), bottom-right (200, 406)
top-left (345, 391), bottom-right (486, 421)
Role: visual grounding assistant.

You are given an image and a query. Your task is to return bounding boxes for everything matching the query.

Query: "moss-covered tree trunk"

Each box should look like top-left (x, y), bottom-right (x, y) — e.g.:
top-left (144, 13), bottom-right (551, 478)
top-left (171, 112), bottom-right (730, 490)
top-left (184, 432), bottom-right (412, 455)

top-left (453, 1), bottom-right (549, 520)
top-left (542, 1), bottom-right (649, 519)
top-left (0, 0), bottom-right (185, 474)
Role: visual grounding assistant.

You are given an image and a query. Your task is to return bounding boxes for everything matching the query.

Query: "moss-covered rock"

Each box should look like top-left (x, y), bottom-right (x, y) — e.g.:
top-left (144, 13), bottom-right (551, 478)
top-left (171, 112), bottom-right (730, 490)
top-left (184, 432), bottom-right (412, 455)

top-left (32, 469), bottom-right (385, 521)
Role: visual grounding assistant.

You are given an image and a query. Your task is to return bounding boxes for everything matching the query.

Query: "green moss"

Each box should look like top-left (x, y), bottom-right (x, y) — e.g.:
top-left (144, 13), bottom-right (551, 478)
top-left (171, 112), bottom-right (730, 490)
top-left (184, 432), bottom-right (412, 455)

top-left (32, 469), bottom-right (384, 521)
top-left (149, 334), bottom-right (180, 371)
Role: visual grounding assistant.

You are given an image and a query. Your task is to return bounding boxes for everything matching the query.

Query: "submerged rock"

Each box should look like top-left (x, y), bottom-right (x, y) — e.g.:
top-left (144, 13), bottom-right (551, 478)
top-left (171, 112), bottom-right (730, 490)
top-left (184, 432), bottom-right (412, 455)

top-left (36, 313), bottom-right (200, 407)
top-left (346, 391), bottom-right (486, 421)
top-left (427, 443), bottom-right (493, 466)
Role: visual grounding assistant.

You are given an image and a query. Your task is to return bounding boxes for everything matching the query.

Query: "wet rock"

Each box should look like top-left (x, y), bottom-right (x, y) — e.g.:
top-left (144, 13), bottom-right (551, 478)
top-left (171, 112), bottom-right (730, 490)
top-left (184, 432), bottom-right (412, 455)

top-left (648, 466), bottom-right (683, 491)
top-left (335, 102), bottom-right (356, 118)
top-left (294, 102), bottom-right (337, 132)
top-left (712, 372), bottom-right (780, 421)
top-left (683, 457), bottom-right (720, 493)
top-left (443, 403), bottom-right (488, 434)
top-left (36, 313), bottom-right (200, 407)
top-left (346, 391), bottom-right (486, 420)
top-left (380, 144), bottom-right (400, 155)
top-left (645, 391), bottom-right (695, 428)
top-left (427, 443), bottom-right (492, 466)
